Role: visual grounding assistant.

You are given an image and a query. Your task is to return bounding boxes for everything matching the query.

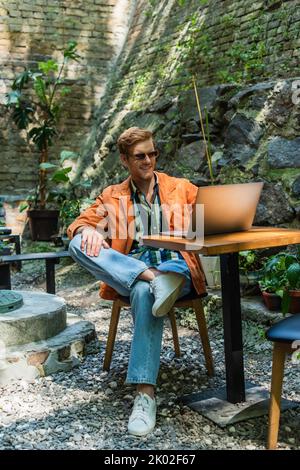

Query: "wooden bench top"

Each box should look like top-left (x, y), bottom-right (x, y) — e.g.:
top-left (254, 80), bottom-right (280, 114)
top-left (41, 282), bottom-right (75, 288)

top-left (0, 251), bottom-right (70, 263)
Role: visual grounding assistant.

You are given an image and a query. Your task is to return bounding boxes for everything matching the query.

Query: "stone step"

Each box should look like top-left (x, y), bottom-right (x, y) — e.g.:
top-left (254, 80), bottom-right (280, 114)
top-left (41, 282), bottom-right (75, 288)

top-left (0, 315), bottom-right (97, 385)
top-left (0, 291), bottom-right (66, 347)
top-left (206, 289), bottom-right (283, 324)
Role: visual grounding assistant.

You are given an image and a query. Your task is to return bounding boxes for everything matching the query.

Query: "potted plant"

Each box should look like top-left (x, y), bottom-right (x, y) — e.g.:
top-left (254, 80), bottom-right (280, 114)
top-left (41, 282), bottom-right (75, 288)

top-left (259, 250), bottom-right (300, 313)
top-left (282, 246), bottom-right (300, 314)
top-left (239, 249), bottom-right (265, 294)
top-left (5, 41), bottom-right (80, 241)
top-left (259, 273), bottom-right (283, 311)
top-left (36, 149), bottom-right (93, 247)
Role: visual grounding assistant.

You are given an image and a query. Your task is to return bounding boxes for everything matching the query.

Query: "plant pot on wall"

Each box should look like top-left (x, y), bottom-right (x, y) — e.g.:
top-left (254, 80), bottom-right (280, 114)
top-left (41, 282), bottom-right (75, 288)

top-left (27, 209), bottom-right (59, 241)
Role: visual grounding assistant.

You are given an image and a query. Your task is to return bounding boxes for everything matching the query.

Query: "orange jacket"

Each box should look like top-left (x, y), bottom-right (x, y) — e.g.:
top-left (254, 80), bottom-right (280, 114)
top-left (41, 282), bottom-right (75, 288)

top-left (67, 172), bottom-right (206, 300)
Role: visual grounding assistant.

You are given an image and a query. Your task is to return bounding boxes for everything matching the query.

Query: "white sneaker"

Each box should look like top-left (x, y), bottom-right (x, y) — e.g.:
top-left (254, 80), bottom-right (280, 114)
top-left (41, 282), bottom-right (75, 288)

top-left (150, 272), bottom-right (185, 317)
top-left (127, 393), bottom-right (156, 437)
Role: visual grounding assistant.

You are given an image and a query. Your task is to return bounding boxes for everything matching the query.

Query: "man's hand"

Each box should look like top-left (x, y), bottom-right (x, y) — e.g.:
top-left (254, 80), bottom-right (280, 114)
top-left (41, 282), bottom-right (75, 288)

top-left (80, 227), bottom-right (109, 257)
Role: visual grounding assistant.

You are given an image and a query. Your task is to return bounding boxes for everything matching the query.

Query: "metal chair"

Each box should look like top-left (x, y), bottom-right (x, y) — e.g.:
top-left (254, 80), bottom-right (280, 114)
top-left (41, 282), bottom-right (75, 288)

top-left (266, 313), bottom-right (300, 449)
top-left (103, 290), bottom-right (214, 377)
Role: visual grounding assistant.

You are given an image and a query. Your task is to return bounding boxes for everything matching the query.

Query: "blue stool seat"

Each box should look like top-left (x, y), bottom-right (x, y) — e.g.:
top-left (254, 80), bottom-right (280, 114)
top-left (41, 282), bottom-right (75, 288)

top-left (266, 313), bottom-right (300, 343)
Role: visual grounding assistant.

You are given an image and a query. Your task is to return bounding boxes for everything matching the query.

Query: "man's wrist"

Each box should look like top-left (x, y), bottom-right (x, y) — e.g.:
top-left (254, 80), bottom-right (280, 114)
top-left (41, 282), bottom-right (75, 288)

top-left (75, 226), bottom-right (105, 239)
top-left (74, 225), bottom-right (93, 235)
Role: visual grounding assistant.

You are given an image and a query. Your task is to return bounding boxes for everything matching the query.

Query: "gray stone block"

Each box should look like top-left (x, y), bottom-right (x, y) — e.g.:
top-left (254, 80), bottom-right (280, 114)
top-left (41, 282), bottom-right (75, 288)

top-left (0, 291), bottom-right (66, 347)
top-left (268, 137), bottom-right (300, 169)
top-left (0, 317), bottom-right (97, 385)
top-left (254, 182), bottom-right (295, 225)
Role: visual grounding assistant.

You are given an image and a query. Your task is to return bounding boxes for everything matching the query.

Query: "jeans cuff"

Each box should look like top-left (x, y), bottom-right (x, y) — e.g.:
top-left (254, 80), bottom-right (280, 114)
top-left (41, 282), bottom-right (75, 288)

top-left (125, 377), bottom-right (156, 386)
top-left (127, 265), bottom-right (149, 289)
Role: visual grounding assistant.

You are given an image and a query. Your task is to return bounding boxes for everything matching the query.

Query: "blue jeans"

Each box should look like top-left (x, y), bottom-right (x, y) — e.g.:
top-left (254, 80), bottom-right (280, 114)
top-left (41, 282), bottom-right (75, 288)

top-left (69, 234), bottom-right (192, 385)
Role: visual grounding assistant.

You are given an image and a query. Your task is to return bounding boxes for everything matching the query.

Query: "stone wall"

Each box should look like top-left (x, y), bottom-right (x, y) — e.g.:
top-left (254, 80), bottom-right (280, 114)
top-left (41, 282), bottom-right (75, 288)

top-left (1, 0), bottom-right (300, 226)
top-left (0, 0), bottom-right (134, 195)
top-left (74, 0), bottom-right (300, 227)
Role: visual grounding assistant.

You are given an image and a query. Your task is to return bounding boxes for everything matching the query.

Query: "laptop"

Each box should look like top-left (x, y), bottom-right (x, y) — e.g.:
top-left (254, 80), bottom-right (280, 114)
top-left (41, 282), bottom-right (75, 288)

top-left (160, 182), bottom-right (264, 238)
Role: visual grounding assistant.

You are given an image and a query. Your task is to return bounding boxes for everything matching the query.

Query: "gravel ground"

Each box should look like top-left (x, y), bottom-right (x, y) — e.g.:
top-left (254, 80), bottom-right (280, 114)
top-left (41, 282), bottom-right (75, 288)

top-left (0, 249), bottom-right (299, 450)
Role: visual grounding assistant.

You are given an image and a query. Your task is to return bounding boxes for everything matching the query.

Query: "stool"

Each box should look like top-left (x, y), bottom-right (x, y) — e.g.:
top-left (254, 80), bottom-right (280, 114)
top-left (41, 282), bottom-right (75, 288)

top-left (266, 313), bottom-right (300, 449)
top-left (103, 291), bottom-right (214, 377)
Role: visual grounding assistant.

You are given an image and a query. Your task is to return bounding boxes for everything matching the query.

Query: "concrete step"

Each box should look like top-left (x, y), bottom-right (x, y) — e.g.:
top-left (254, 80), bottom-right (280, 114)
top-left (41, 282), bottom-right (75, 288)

top-left (206, 289), bottom-right (283, 324)
top-left (0, 291), bottom-right (66, 347)
top-left (0, 315), bottom-right (97, 385)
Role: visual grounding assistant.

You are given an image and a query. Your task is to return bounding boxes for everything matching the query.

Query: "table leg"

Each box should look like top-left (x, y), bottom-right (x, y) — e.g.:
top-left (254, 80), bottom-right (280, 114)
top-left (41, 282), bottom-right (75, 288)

top-left (220, 252), bottom-right (245, 404)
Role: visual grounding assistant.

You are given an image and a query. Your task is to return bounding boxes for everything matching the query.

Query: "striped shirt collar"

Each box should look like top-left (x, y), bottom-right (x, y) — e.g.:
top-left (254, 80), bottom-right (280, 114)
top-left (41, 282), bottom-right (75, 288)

top-left (130, 172), bottom-right (159, 201)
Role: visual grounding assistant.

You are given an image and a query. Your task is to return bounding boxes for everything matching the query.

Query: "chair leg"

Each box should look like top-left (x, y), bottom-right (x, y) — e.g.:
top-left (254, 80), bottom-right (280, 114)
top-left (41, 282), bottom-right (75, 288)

top-left (169, 308), bottom-right (181, 358)
top-left (193, 299), bottom-right (214, 377)
top-left (103, 300), bottom-right (122, 371)
top-left (267, 342), bottom-right (286, 450)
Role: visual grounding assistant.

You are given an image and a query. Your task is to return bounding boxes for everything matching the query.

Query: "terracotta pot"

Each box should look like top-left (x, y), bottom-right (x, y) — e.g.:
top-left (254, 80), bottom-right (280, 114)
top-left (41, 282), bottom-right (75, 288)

top-left (262, 291), bottom-right (282, 311)
top-left (27, 209), bottom-right (59, 241)
top-left (288, 290), bottom-right (300, 314)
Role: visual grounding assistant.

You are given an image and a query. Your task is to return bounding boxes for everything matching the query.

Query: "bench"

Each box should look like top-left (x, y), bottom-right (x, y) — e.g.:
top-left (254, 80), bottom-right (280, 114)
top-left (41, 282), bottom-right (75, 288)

top-left (0, 251), bottom-right (70, 294)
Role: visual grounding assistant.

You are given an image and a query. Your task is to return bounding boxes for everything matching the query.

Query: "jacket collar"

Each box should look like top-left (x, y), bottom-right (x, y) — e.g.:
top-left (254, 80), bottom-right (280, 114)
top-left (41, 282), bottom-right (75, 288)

top-left (111, 172), bottom-right (176, 199)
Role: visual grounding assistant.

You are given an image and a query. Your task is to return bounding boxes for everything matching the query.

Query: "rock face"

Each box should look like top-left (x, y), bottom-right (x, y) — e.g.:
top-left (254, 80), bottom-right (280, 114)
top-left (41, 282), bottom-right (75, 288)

top-left (86, 78), bottom-right (300, 228)
top-left (254, 183), bottom-right (295, 225)
top-left (224, 114), bottom-right (264, 165)
top-left (267, 137), bottom-right (300, 169)
top-left (0, 291), bottom-right (97, 385)
top-left (177, 141), bottom-right (207, 171)
top-left (292, 176), bottom-right (300, 198)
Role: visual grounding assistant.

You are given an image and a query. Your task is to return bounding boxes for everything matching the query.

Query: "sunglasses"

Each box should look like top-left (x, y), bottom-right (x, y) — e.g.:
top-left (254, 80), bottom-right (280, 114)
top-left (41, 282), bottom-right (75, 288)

top-left (129, 150), bottom-right (159, 161)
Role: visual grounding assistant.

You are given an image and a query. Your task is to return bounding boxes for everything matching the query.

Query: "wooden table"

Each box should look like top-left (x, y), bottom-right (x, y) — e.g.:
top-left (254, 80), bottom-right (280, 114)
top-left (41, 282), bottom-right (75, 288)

top-left (143, 227), bottom-right (300, 407)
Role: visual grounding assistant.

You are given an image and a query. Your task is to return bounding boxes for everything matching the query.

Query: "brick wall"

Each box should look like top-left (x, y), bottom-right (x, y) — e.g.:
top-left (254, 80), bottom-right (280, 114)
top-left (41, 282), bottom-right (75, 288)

top-left (0, 0), bottom-right (134, 195)
top-left (1, 0), bottom-right (299, 197)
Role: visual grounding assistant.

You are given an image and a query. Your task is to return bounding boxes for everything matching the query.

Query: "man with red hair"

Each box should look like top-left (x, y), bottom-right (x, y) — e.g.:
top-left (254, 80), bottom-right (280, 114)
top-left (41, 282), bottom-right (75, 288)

top-left (68, 127), bottom-right (206, 436)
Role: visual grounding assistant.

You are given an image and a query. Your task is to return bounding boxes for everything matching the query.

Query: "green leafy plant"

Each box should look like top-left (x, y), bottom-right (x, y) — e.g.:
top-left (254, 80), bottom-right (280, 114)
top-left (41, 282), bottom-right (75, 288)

top-left (259, 249), bottom-right (300, 314)
top-left (239, 250), bottom-right (265, 275)
top-left (239, 250), bottom-right (265, 294)
top-left (18, 147), bottom-right (92, 236)
top-left (259, 253), bottom-right (290, 294)
top-left (5, 41), bottom-right (80, 210)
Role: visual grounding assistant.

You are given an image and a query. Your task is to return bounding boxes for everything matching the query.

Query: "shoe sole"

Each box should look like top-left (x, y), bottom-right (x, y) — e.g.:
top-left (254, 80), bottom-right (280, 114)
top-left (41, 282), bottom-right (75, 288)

top-left (152, 277), bottom-right (185, 317)
top-left (128, 423), bottom-right (155, 437)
